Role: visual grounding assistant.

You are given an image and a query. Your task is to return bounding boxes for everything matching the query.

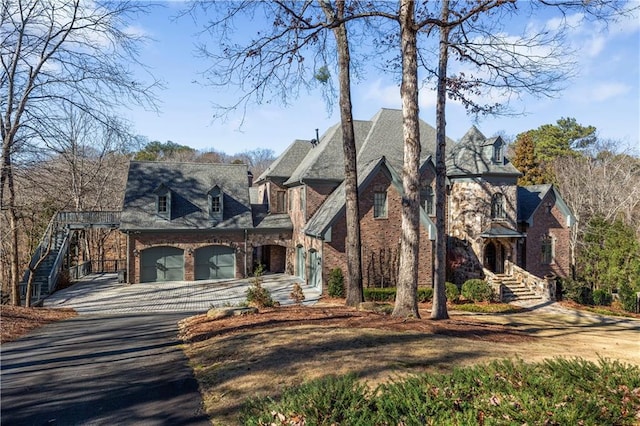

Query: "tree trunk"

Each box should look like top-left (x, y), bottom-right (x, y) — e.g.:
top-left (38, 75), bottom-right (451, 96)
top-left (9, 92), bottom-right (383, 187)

top-left (431, 0), bottom-right (451, 320)
top-left (321, 0), bottom-right (364, 307)
top-left (393, 0), bottom-right (420, 318)
top-left (7, 166), bottom-right (20, 306)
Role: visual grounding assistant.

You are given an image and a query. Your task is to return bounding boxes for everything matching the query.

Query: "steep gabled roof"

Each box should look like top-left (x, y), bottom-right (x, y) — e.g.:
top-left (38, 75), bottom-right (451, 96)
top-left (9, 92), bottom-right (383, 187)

top-left (446, 126), bottom-right (521, 177)
top-left (255, 139), bottom-right (312, 184)
top-left (517, 184), bottom-right (575, 227)
top-left (120, 161), bottom-right (253, 231)
top-left (304, 156), bottom-right (436, 240)
top-left (284, 120), bottom-right (372, 185)
top-left (357, 108), bottom-right (453, 171)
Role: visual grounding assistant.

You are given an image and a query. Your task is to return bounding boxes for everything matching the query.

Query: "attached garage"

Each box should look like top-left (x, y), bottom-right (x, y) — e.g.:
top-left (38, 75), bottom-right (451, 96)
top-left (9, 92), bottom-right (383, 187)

top-left (140, 246), bottom-right (184, 283)
top-left (194, 245), bottom-right (236, 280)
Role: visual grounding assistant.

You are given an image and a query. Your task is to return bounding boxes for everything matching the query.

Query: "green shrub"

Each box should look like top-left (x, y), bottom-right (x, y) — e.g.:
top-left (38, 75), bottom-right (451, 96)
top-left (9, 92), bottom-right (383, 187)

top-left (363, 287), bottom-right (432, 303)
top-left (592, 289), bottom-right (612, 306)
top-left (327, 268), bottom-right (345, 298)
top-left (561, 278), bottom-right (593, 305)
top-left (417, 287), bottom-right (433, 302)
top-left (240, 358), bottom-right (640, 425)
top-left (246, 264), bottom-right (275, 308)
top-left (364, 287), bottom-right (396, 302)
top-left (618, 280), bottom-right (640, 313)
top-left (241, 374), bottom-right (373, 425)
top-left (246, 283), bottom-right (275, 308)
top-left (445, 282), bottom-right (460, 303)
top-left (461, 279), bottom-right (494, 302)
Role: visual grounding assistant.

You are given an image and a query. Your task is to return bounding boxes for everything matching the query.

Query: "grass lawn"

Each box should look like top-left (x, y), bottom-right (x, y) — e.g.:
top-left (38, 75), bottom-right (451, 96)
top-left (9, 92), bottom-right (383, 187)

top-left (178, 301), bottom-right (640, 425)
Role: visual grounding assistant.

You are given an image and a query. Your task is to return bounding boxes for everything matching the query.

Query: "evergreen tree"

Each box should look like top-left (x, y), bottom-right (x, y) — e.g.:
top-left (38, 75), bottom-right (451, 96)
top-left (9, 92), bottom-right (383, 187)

top-left (579, 216), bottom-right (640, 312)
top-left (512, 131), bottom-right (547, 185)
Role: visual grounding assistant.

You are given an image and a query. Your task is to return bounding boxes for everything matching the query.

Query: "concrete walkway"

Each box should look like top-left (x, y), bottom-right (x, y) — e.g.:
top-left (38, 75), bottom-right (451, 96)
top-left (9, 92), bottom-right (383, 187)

top-left (1, 273), bottom-right (321, 425)
top-left (44, 272), bottom-right (323, 314)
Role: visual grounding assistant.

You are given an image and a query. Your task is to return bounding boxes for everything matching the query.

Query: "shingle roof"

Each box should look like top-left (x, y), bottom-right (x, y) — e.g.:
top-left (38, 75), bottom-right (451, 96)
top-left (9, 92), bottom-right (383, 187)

top-left (250, 201), bottom-right (293, 229)
top-left (446, 126), bottom-right (521, 177)
top-left (255, 139), bottom-right (312, 184)
top-left (120, 161), bottom-right (253, 231)
top-left (285, 120), bottom-right (373, 185)
top-left (517, 184), bottom-right (553, 222)
top-left (357, 108), bottom-right (451, 171)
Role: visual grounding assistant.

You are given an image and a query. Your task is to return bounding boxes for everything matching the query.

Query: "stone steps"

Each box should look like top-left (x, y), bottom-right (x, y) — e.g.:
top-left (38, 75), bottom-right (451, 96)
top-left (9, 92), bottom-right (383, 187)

top-left (499, 277), bottom-right (543, 302)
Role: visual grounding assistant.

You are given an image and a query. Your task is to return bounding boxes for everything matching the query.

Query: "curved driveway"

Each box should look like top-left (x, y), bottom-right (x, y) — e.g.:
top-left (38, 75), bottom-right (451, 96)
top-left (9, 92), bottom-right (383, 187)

top-left (1, 273), bottom-right (320, 425)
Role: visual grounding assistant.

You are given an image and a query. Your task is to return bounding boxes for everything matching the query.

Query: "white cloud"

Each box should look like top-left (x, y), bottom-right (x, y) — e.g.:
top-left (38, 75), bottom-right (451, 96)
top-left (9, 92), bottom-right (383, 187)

top-left (363, 79), bottom-right (401, 106)
top-left (590, 82), bottom-right (630, 101)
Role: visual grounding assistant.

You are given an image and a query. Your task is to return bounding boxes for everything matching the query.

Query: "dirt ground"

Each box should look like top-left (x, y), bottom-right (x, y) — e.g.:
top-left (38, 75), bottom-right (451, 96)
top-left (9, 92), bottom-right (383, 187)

top-left (0, 305), bottom-right (77, 343)
top-left (178, 301), bottom-right (640, 425)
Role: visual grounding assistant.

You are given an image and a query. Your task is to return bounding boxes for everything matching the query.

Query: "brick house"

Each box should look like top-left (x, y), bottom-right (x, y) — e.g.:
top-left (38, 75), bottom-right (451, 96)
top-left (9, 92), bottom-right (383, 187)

top-left (119, 161), bottom-right (292, 283)
top-left (120, 108), bottom-right (573, 295)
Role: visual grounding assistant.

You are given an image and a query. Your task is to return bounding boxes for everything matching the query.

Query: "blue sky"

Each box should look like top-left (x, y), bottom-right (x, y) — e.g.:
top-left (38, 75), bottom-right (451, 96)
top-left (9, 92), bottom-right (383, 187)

top-left (124, 2), bottom-right (640, 156)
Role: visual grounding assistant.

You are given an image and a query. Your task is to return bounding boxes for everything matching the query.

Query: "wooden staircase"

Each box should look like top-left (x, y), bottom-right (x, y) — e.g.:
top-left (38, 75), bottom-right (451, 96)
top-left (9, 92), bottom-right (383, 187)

top-left (494, 274), bottom-right (544, 303)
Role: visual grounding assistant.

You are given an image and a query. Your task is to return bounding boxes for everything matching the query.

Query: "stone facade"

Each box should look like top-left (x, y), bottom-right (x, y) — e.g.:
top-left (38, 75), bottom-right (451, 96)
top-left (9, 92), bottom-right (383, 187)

top-left (447, 177), bottom-right (520, 283)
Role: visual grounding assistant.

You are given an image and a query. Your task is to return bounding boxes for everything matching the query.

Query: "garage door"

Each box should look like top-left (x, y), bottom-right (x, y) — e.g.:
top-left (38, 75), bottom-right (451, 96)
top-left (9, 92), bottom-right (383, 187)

top-left (194, 245), bottom-right (236, 280)
top-left (140, 246), bottom-right (184, 283)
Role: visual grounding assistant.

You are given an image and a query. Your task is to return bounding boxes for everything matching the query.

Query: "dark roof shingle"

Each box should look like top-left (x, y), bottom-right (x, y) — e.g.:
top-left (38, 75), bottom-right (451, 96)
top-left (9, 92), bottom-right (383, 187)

top-left (120, 161), bottom-right (253, 231)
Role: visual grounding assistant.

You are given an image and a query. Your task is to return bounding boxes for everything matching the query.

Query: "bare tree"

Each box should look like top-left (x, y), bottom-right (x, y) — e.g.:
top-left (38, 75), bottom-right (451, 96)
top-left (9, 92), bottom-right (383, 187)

top-left (193, 0), bottom-right (367, 305)
top-left (1, 0), bottom-right (158, 304)
top-left (554, 145), bottom-right (640, 275)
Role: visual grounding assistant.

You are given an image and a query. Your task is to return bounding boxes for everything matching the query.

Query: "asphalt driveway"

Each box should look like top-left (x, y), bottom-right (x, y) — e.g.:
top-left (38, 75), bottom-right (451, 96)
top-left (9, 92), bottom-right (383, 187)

top-left (1, 273), bottom-right (320, 425)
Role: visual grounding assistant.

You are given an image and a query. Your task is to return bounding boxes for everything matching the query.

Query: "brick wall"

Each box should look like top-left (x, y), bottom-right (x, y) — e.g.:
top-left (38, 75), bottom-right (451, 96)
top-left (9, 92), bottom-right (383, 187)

top-left (523, 191), bottom-right (572, 278)
top-left (324, 170), bottom-right (434, 289)
top-left (126, 230), bottom-right (290, 284)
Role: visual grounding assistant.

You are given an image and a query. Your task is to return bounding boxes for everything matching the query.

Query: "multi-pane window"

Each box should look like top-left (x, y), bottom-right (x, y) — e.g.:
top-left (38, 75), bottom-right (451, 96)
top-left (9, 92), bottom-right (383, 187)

top-left (158, 195), bottom-right (168, 213)
top-left (493, 143), bottom-right (503, 163)
top-left (208, 186), bottom-right (223, 219)
top-left (491, 193), bottom-right (505, 219)
top-left (211, 194), bottom-right (221, 213)
top-left (541, 235), bottom-right (554, 265)
top-left (421, 186), bottom-right (435, 215)
top-left (373, 191), bottom-right (387, 218)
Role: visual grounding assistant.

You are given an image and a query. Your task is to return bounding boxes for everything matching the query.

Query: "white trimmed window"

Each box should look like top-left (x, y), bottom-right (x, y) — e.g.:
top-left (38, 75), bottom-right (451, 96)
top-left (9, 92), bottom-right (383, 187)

top-left (373, 191), bottom-right (387, 218)
top-left (541, 235), bottom-right (554, 265)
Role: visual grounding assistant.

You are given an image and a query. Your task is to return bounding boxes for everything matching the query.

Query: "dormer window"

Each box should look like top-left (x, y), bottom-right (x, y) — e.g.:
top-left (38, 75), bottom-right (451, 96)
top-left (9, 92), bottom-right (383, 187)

top-left (154, 183), bottom-right (171, 219)
top-left (208, 185), bottom-right (224, 220)
top-left (493, 141), bottom-right (504, 164)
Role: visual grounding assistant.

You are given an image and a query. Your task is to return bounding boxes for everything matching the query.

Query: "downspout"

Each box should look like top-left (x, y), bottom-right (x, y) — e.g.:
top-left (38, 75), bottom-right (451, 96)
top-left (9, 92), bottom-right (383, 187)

top-left (125, 231), bottom-right (130, 284)
top-left (244, 229), bottom-right (248, 277)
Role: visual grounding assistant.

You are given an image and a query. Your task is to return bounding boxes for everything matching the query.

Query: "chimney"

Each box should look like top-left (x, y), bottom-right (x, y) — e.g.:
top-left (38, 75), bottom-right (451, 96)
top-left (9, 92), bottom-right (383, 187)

top-left (247, 171), bottom-right (254, 187)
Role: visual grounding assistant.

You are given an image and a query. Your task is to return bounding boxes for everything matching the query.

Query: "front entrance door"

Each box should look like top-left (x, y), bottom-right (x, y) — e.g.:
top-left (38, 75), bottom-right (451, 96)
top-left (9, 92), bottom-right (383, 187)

top-left (485, 241), bottom-right (505, 274)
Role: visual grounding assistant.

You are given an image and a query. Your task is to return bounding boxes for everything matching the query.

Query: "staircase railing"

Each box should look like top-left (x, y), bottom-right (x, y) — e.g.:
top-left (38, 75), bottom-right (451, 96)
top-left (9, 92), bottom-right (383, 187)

top-left (505, 260), bottom-right (556, 301)
top-left (482, 268), bottom-right (504, 301)
top-left (19, 214), bottom-right (69, 304)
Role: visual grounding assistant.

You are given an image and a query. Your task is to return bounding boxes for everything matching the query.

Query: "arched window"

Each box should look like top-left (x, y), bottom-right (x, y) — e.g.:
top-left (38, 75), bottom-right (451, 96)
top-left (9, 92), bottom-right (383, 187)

top-left (208, 185), bottom-right (224, 220)
top-left (491, 193), bottom-right (505, 219)
top-left (493, 141), bottom-right (503, 163)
